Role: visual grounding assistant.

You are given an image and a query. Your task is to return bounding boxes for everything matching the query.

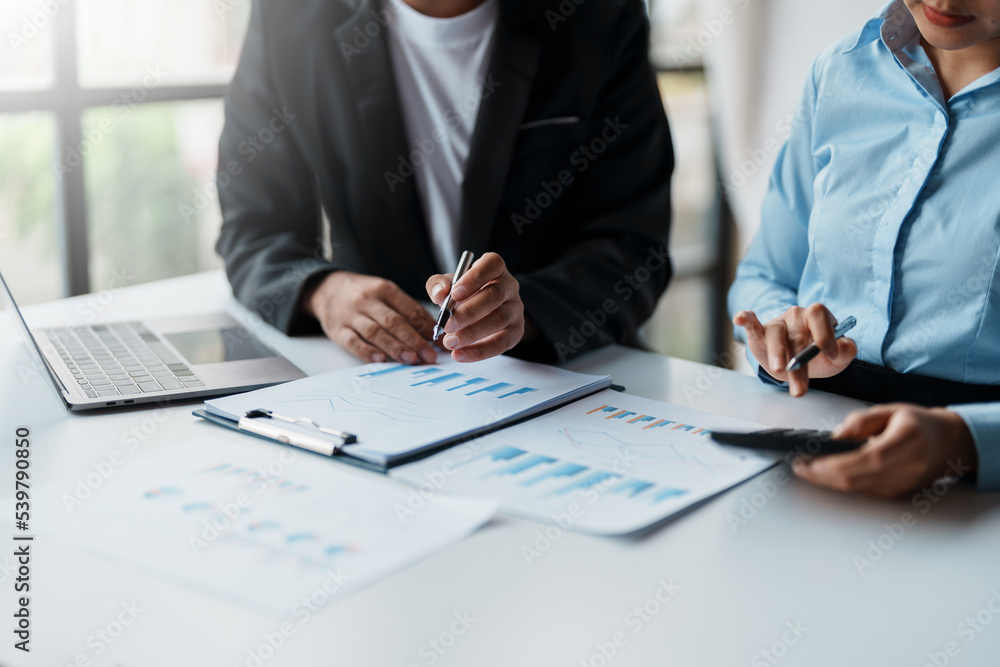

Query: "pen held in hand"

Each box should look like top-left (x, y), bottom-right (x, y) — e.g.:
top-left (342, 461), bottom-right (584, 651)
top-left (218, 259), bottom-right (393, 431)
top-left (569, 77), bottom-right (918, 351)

top-left (433, 251), bottom-right (475, 342)
top-left (785, 315), bottom-right (857, 373)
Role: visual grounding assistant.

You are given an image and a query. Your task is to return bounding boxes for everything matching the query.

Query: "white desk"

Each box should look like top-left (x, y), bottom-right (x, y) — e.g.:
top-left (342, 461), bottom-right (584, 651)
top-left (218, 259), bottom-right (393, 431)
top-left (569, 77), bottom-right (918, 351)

top-left (2, 271), bottom-right (999, 667)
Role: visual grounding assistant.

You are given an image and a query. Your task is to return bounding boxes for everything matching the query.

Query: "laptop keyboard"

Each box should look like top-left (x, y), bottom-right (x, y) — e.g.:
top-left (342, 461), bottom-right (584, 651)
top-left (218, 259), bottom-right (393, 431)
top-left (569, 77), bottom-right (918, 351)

top-left (44, 322), bottom-right (204, 400)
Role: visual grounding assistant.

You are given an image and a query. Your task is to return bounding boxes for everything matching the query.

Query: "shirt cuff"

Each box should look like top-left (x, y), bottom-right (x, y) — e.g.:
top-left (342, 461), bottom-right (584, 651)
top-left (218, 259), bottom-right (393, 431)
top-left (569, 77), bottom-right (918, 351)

top-left (950, 403), bottom-right (1000, 492)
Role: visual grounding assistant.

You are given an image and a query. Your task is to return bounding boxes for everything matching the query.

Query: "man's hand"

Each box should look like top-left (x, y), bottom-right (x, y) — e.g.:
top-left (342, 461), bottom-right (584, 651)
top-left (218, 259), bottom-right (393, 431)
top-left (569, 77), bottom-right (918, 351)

top-left (425, 252), bottom-right (525, 362)
top-left (793, 404), bottom-right (977, 498)
top-left (306, 271), bottom-right (437, 365)
top-left (734, 304), bottom-right (857, 397)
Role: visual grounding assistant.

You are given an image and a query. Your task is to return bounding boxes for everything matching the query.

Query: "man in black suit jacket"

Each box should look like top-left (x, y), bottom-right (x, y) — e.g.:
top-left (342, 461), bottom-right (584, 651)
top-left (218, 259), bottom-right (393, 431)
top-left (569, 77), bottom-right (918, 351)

top-left (216, 0), bottom-right (673, 365)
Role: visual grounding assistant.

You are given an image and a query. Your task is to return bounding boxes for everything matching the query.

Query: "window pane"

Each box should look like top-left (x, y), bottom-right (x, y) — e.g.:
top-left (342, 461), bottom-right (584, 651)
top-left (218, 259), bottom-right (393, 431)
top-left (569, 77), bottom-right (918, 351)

top-left (660, 71), bottom-right (716, 251)
top-left (0, 112), bottom-right (61, 305)
top-left (83, 100), bottom-right (224, 292)
top-left (77, 0), bottom-right (250, 88)
top-left (641, 277), bottom-right (711, 364)
top-left (0, 0), bottom-right (55, 90)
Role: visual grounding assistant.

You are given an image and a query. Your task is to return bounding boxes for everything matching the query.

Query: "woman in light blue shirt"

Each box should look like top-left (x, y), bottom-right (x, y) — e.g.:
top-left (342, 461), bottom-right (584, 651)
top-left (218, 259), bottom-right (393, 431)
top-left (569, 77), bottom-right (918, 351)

top-left (729, 0), bottom-right (1000, 497)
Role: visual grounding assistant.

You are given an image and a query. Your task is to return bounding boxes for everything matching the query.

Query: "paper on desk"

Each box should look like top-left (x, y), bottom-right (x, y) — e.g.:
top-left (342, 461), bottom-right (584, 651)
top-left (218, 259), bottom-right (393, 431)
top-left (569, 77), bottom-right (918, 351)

top-left (38, 437), bottom-right (496, 616)
top-left (390, 389), bottom-right (776, 535)
top-left (204, 355), bottom-right (610, 467)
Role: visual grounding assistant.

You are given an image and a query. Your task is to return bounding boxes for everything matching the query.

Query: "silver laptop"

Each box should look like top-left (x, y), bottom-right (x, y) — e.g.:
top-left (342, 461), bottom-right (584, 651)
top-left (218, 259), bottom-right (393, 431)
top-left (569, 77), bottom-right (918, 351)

top-left (1, 269), bottom-right (306, 410)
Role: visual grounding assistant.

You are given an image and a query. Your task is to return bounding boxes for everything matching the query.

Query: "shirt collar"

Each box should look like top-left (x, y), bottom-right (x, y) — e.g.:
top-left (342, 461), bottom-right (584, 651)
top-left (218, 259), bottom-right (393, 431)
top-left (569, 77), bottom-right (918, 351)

top-left (844, 0), bottom-right (918, 54)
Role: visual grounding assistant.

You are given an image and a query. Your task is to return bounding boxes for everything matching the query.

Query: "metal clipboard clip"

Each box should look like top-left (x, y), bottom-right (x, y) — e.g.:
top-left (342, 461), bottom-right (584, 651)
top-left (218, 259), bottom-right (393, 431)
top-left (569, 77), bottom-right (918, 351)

top-left (237, 408), bottom-right (358, 457)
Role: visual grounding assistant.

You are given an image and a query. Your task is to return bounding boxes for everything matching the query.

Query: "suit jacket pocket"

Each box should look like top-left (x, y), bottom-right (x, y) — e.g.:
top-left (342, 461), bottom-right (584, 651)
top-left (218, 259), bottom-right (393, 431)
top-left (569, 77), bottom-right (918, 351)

top-left (512, 118), bottom-right (586, 159)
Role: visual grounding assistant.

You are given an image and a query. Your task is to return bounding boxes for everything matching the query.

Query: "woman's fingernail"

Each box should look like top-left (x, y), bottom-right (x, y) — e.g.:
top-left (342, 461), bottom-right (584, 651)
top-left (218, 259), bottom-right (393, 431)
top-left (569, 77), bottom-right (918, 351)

top-left (452, 350), bottom-right (466, 362)
top-left (420, 349), bottom-right (437, 364)
top-left (401, 351), bottom-right (418, 364)
top-left (431, 284), bottom-right (444, 302)
top-left (452, 285), bottom-right (468, 301)
top-left (443, 335), bottom-right (459, 350)
top-left (371, 352), bottom-right (385, 363)
top-left (444, 318), bottom-right (458, 334)
top-left (792, 459), bottom-right (806, 475)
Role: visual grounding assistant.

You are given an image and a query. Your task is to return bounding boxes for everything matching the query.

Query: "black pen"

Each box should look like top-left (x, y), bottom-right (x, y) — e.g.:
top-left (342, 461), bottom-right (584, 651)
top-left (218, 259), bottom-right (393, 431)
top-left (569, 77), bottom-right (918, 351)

top-left (433, 251), bottom-right (475, 342)
top-left (785, 315), bottom-right (857, 372)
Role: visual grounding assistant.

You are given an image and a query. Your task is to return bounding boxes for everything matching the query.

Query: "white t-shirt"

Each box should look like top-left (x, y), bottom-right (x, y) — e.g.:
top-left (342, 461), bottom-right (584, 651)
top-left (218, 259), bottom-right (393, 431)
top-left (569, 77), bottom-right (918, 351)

top-left (384, 0), bottom-right (499, 273)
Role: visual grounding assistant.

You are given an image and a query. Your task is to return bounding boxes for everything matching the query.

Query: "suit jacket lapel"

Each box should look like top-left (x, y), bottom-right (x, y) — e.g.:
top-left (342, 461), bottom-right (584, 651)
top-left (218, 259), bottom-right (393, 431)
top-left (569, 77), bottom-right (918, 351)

top-left (459, 9), bottom-right (542, 256)
top-left (333, 0), bottom-right (437, 277)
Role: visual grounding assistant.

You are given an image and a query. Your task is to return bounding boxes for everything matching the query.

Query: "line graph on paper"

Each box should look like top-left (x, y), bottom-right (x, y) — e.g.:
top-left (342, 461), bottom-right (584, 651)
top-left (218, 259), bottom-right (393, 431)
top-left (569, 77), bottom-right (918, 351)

top-left (272, 391), bottom-right (437, 425)
top-left (560, 428), bottom-right (749, 476)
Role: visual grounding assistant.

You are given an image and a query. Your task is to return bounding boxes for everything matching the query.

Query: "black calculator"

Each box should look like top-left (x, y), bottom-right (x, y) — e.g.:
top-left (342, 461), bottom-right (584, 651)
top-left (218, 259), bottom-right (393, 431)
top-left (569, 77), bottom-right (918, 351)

top-left (711, 429), bottom-right (865, 456)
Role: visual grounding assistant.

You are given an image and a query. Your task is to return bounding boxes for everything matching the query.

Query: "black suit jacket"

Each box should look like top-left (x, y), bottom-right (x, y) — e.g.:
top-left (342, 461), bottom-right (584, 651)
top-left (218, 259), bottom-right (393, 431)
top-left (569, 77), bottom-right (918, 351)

top-left (216, 0), bottom-right (674, 363)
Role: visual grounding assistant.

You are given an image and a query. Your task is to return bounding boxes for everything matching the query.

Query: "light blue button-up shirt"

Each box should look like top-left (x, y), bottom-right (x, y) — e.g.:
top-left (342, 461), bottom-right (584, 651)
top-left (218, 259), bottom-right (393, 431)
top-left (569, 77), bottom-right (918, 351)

top-left (728, 0), bottom-right (1000, 490)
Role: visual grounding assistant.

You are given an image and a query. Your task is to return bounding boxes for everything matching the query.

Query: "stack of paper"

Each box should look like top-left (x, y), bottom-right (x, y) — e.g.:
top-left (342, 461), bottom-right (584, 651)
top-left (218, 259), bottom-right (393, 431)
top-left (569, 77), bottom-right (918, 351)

top-left (203, 356), bottom-right (611, 468)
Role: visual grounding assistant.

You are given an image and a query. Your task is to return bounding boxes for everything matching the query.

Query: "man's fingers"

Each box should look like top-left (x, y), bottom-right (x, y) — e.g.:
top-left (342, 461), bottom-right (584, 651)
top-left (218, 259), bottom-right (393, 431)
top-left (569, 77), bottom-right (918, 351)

top-left (334, 327), bottom-right (385, 364)
top-left (380, 282), bottom-right (436, 339)
top-left (450, 330), bottom-right (518, 363)
top-left (443, 281), bottom-right (513, 334)
top-left (834, 405), bottom-right (897, 439)
top-left (451, 252), bottom-right (506, 302)
top-left (442, 302), bottom-right (520, 351)
top-left (426, 274), bottom-right (453, 306)
top-left (366, 301), bottom-right (438, 364)
top-left (350, 315), bottom-right (421, 365)
top-left (805, 303), bottom-right (838, 360)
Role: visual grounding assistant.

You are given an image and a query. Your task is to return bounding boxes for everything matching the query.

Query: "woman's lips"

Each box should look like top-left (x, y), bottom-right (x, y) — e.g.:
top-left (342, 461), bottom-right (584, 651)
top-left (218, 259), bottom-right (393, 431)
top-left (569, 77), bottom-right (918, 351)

top-left (922, 4), bottom-right (976, 27)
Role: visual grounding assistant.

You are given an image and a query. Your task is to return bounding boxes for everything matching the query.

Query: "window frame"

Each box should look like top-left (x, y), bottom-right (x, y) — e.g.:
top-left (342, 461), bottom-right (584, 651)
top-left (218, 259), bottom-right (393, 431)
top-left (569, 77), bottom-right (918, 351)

top-left (0, 0), bottom-right (227, 297)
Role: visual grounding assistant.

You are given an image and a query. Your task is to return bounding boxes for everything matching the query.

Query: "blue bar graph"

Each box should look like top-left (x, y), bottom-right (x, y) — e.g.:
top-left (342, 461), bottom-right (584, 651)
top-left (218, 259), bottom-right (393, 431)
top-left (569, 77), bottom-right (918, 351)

top-left (610, 479), bottom-right (655, 498)
top-left (412, 372), bottom-right (464, 387)
top-left (468, 445), bottom-right (526, 465)
top-left (447, 377), bottom-right (487, 391)
top-left (522, 462), bottom-right (588, 487)
top-left (499, 387), bottom-right (538, 399)
top-left (488, 454), bottom-right (557, 478)
top-left (467, 382), bottom-right (513, 396)
top-left (358, 364), bottom-right (410, 378)
top-left (549, 471), bottom-right (619, 497)
top-left (651, 488), bottom-right (687, 504)
top-left (467, 445), bottom-right (689, 507)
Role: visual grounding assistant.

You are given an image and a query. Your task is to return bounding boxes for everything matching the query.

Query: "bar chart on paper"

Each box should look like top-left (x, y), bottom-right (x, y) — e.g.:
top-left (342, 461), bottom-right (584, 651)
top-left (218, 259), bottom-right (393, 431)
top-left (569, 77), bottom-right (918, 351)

top-left (40, 437), bottom-right (495, 614)
top-left (391, 389), bottom-right (777, 535)
top-left (204, 356), bottom-right (611, 467)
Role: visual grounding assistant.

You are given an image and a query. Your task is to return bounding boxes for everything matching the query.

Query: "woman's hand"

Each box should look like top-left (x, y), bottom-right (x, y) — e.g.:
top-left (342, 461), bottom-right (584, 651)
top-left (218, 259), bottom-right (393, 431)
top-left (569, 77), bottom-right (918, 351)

top-left (793, 404), bottom-right (977, 498)
top-left (734, 304), bottom-right (857, 397)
